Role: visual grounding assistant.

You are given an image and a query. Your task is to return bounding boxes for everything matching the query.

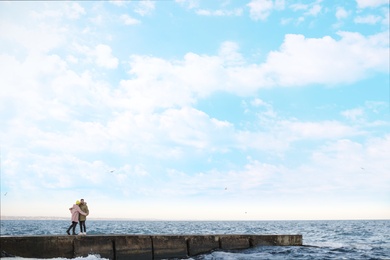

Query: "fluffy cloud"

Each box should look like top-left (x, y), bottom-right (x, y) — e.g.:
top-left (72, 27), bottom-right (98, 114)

top-left (263, 31), bottom-right (389, 86)
top-left (134, 1), bottom-right (155, 16)
top-left (65, 3), bottom-right (86, 20)
top-left (305, 3), bottom-right (321, 16)
top-left (175, 0), bottom-right (200, 9)
top-left (336, 7), bottom-right (349, 20)
top-left (95, 44), bottom-right (119, 69)
top-left (247, 0), bottom-right (274, 21)
top-left (119, 31), bottom-right (388, 100)
top-left (120, 14), bottom-right (141, 25)
top-left (341, 108), bottom-right (364, 121)
top-left (355, 0), bottom-right (389, 8)
top-left (196, 8), bottom-right (243, 16)
top-left (354, 15), bottom-right (382, 24)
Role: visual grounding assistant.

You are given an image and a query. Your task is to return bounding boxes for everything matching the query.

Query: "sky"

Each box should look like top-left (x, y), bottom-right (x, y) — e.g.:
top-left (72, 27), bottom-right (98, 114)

top-left (0, 0), bottom-right (389, 221)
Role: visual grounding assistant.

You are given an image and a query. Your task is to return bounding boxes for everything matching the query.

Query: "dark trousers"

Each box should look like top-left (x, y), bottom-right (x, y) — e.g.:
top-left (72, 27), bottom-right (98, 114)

top-left (67, 221), bottom-right (78, 234)
top-left (80, 221), bottom-right (86, 233)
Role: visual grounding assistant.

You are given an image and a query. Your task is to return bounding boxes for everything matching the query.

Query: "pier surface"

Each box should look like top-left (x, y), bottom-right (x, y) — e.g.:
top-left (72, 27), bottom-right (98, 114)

top-left (0, 234), bottom-right (302, 259)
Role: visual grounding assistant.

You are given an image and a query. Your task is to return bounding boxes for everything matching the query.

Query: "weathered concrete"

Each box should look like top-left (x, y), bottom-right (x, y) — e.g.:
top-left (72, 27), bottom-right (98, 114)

top-left (114, 235), bottom-right (152, 260)
top-left (250, 234), bottom-right (303, 246)
top-left (152, 235), bottom-right (188, 259)
top-left (0, 236), bottom-right (74, 258)
top-left (0, 234), bottom-right (302, 259)
top-left (74, 236), bottom-right (114, 259)
top-left (220, 235), bottom-right (250, 250)
top-left (187, 235), bottom-right (219, 256)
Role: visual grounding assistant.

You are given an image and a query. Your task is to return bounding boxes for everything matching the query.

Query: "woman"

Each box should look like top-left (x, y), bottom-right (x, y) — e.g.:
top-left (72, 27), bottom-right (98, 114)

top-left (66, 200), bottom-right (88, 235)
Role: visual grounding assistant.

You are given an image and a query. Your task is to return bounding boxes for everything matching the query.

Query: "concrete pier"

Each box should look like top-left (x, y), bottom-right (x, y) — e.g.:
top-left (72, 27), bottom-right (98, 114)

top-left (0, 234), bottom-right (302, 259)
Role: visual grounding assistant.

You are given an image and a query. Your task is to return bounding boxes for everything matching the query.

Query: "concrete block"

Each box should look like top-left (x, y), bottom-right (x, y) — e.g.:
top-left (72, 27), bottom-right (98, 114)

top-left (0, 234), bottom-right (303, 259)
top-left (74, 236), bottom-right (114, 259)
top-left (276, 235), bottom-right (302, 246)
top-left (152, 235), bottom-right (188, 259)
top-left (187, 235), bottom-right (220, 256)
top-left (114, 235), bottom-right (153, 260)
top-left (220, 235), bottom-right (250, 250)
top-left (250, 235), bottom-right (302, 246)
top-left (250, 235), bottom-right (278, 246)
top-left (0, 236), bottom-right (73, 258)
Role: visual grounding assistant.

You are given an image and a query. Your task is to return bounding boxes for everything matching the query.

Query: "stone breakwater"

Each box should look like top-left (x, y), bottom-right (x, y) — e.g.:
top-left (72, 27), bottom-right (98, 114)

top-left (0, 234), bottom-right (302, 259)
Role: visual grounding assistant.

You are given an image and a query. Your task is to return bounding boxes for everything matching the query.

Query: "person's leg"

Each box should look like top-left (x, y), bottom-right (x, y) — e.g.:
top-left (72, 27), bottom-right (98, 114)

top-left (79, 221), bottom-right (84, 233)
top-left (66, 223), bottom-right (72, 235)
top-left (72, 222), bottom-right (78, 235)
top-left (84, 220), bottom-right (87, 234)
top-left (80, 221), bottom-right (85, 233)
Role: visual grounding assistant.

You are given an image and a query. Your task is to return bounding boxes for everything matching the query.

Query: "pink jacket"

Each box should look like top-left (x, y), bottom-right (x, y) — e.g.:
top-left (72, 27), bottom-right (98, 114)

top-left (69, 204), bottom-right (87, 222)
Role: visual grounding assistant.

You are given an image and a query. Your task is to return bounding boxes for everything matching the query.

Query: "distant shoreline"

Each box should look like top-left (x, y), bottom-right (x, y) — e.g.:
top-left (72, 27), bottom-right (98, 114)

top-left (1, 216), bottom-right (389, 221)
top-left (0, 216), bottom-right (159, 221)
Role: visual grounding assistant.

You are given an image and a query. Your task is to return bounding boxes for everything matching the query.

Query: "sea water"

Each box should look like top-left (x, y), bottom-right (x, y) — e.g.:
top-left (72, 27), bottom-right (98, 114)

top-left (1, 220), bottom-right (389, 259)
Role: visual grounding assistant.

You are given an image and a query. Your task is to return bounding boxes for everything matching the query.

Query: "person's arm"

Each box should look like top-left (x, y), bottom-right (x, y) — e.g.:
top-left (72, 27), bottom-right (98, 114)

top-left (77, 207), bottom-right (87, 216)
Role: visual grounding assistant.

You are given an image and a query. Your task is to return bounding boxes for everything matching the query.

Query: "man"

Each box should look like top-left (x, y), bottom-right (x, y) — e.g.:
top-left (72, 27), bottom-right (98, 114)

top-left (79, 198), bottom-right (89, 235)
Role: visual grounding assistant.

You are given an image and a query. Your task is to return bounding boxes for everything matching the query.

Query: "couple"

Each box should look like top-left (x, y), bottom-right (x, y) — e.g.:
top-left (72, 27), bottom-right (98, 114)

top-left (66, 199), bottom-right (89, 235)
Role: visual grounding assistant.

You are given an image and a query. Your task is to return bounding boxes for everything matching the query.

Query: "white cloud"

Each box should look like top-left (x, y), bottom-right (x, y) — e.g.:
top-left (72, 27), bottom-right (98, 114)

top-left (109, 0), bottom-right (126, 7)
top-left (196, 8), bottom-right (243, 16)
top-left (280, 120), bottom-right (356, 140)
top-left (65, 3), bottom-right (86, 20)
top-left (135, 1), bottom-right (155, 16)
top-left (263, 31), bottom-right (389, 86)
top-left (163, 159), bottom-right (277, 196)
top-left (341, 108), bottom-right (364, 121)
top-left (356, 0), bottom-right (389, 8)
top-left (175, 0), bottom-right (200, 9)
top-left (354, 15), bottom-right (382, 24)
top-left (305, 4), bottom-right (321, 16)
top-left (247, 0), bottom-right (274, 21)
top-left (218, 41), bottom-right (244, 66)
top-left (0, 20), bottom-right (66, 54)
top-left (382, 9), bottom-right (389, 25)
top-left (113, 31), bottom-right (389, 102)
top-left (120, 14), bottom-right (141, 25)
top-left (336, 7), bottom-right (349, 20)
top-left (274, 0), bottom-right (285, 10)
top-left (250, 98), bottom-right (271, 108)
top-left (311, 136), bottom-right (390, 189)
top-left (290, 3), bottom-right (308, 11)
top-left (66, 55), bottom-right (78, 64)
top-left (94, 44), bottom-right (119, 69)
top-left (30, 2), bottom-right (85, 20)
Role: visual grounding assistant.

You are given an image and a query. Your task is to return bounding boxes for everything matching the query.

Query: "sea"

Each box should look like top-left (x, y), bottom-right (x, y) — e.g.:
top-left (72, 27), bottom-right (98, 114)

top-left (1, 219), bottom-right (389, 259)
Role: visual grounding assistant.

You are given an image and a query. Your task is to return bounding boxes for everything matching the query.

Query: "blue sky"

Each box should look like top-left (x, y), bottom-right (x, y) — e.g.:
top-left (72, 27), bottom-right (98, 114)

top-left (0, 0), bottom-right (389, 220)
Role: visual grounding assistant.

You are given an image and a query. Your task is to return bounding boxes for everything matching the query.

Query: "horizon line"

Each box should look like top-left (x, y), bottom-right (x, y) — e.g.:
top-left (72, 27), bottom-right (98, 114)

top-left (1, 216), bottom-right (389, 222)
